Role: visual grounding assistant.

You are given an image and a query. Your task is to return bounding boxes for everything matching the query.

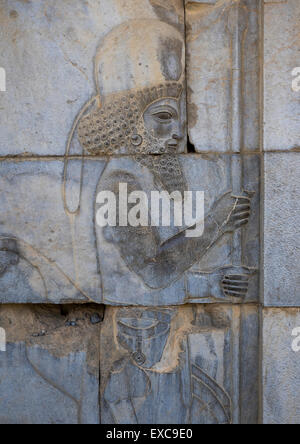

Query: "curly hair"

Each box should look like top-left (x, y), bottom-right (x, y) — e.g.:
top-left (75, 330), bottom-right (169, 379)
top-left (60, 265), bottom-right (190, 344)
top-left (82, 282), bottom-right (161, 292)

top-left (77, 82), bottom-right (183, 156)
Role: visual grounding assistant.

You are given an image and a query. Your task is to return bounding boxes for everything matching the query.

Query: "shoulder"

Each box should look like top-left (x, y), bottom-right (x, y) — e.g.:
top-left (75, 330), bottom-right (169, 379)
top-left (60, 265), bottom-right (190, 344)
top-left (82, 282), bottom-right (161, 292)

top-left (98, 157), bottom-right (153, 191)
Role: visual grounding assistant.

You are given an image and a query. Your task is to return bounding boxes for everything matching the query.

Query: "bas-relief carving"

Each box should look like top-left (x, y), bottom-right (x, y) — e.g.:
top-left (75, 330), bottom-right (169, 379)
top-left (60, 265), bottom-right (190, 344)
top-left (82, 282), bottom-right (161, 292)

top-left (0, 0), bottom-right (185, 157)
top-left (0, 18), bottom-right (259, 305)
top-left (96, 158), bottom-right (258, 305)
top-left (0, 2), bottom-right (262, 426)
top-left (0, 305), bottom-right (103, 424)
top-left (0, 160), bottom-right (106, 304)
top-left (0, 156), bottom-right (259, 304)
top-left (66, 18), bottom-right (259, 305)
top-left (100, 305), bottom-right (259, 424)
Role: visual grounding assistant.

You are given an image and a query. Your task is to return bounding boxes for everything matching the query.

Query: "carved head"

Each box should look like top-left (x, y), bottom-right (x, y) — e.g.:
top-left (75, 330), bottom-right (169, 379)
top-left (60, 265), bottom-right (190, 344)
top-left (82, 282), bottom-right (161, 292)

top-left (116, 308), bottom-right (175, 369)
top-left (78, 20), bottom-right (185, 155)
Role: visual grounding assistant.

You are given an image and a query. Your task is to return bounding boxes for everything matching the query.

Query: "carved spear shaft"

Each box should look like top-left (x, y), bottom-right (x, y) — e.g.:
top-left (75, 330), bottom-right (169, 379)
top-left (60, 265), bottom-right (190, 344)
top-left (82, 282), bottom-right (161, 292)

top-left (226, 1), bottom-right (248, 425)
top-left (226, 2), bottom-right (248, 266)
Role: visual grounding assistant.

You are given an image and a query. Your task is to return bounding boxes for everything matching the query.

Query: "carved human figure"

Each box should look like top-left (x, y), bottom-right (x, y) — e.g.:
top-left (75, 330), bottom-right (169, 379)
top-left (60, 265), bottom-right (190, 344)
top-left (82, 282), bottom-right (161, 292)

top-left (102, 308), bottom-right (232, 424)
top-left (63, 19), bottom-right (255, 305)
top-left (0, 20), bottom-right (255, 304)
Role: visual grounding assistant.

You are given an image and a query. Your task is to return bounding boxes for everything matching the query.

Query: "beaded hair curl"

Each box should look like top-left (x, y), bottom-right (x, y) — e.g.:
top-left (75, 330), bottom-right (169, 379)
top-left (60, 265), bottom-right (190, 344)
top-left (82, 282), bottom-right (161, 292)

top-left (77, 82), bottom-right (183, 156)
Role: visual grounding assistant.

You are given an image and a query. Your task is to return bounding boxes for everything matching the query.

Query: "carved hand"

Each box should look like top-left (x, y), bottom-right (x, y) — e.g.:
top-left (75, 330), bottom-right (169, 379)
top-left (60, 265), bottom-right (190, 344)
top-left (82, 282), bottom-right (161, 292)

top-left (220, 265), bottom-right (257, 299)
top-left (212, 192), bottom-right (253, 234)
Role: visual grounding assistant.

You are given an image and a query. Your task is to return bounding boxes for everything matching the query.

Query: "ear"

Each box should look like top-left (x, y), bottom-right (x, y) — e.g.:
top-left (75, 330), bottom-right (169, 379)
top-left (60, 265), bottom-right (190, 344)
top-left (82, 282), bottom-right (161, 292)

top-left (62, 96), bottom-right (100, 215)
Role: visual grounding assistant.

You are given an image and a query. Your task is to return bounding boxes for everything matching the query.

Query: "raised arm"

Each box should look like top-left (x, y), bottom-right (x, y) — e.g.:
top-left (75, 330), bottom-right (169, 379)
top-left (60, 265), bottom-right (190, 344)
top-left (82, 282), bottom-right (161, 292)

top-left (99, 171), bottom-right (252, 290)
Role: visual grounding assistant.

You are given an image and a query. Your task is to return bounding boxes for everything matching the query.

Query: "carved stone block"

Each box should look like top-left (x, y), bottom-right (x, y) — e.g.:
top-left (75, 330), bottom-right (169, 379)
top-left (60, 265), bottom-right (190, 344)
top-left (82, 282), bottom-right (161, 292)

top-left (0, 0), bottom-right (185, 156)
top-left (263, 308), bottom-right (300, 424)
top-left (186, 0), bottom-right (260, 153)
top-left (0, 304), bottom-right (103, 424)
top-left (0, 155), bottom-right (259, 305)
top-left (264, 0), bottom-right (300, 151)
top-left (100, 304), bottom-right (259, 424)
top-left (0, 159), bottom-right (106, 304)
top-left (264, 153), bottom-right (300, 306)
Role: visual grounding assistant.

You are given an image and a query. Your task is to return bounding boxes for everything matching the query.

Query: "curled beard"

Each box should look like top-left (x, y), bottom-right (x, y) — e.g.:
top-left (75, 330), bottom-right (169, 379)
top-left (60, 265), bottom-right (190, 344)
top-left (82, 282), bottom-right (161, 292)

top-left (135, 154), bottom-right (187, 195)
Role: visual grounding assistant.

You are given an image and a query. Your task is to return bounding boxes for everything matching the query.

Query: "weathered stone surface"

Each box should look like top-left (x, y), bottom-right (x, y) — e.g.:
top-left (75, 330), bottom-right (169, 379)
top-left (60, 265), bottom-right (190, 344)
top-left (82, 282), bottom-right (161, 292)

top-left (263, 308), bottom-right (300, 424)
top-left (100, 304), bottom-right (259, 424)
top-left (0, 155), bottom-right (259, 305)
top-left (263, 153), bottom-right (300, 306)
top-left (3, 0), bottom-right (296, 425)
top-left (0, 304), bottom-right (103, 424)
top-left (264, 0), bottom-right (300, 151)
top-left (0, 159), bottom-right (106, 303)
top-left (186, 0), bottom-right (260, 153)
top-left (0, 0), bottom-right (184, 156)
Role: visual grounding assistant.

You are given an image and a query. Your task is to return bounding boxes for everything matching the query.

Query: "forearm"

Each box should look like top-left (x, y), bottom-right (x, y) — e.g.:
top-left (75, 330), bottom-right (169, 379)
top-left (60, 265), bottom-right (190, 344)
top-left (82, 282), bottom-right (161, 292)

top-left (138, 213), bottom-right (222, 288)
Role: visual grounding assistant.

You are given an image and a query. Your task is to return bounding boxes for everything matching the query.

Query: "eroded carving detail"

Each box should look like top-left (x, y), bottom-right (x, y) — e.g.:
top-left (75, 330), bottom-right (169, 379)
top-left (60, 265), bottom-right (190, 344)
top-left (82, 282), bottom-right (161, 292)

top-left (77, 83), bottom-right (183, 156)
top-left (0, 235), bottom-right (89, 303)
top-left (0, 305), bottom-right (102, 424)
top-left (0, 16), bottom-right (258, 305)
top-left (0, 238), bottom-right (19, 277)
top-left (63, 19), bottom-right (257, 305)
top-left (101, 307), bottom-right (233, 424)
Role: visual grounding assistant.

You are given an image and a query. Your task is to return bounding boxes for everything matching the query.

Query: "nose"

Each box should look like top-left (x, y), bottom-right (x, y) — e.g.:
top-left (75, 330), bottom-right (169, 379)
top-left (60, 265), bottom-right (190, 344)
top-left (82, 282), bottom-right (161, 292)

top-left (172, 133), bottom-right (183, 141)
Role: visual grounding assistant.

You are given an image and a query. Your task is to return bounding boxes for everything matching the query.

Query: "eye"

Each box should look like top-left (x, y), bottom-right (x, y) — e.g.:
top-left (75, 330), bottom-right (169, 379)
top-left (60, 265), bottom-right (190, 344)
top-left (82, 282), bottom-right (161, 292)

top-left (152, 111), bottom-right (173, 123)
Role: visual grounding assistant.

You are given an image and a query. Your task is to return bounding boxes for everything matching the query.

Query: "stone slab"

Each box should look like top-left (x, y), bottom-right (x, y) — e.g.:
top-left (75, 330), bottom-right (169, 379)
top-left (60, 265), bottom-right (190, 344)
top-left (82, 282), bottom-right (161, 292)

top-left (0, 304), bottom-right (103, 424)
top-left (262, 308), bottom-right (300, 424)
top-left (0, 0), bottom-right (184, 156)
top-left (0, 155), bottom-right (259, 305)
top-left (263, 153), bottom-right (300, 306)
top-left (0, 159), bottom-right (106, 304)
top-left (186, 0), bottom-right (260, 153)
top-left (264, 0), bottom-right (300, 151)
top-left (100, 304), bottom-right (259, 424)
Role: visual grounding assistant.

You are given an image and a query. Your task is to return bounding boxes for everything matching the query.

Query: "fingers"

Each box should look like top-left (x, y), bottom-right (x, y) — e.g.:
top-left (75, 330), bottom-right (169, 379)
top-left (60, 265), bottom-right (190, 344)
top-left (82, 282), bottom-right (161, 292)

top-left (224, 274), bottom-right (249, 281)
top-left (232, 213), bottom-right (250, 228)
top-left (243, 190), bottom-right (255, 198)
top-left (234, 219), bottom-right (249, 228)
top-left (222, 274), bottom-right (249, 298)
top-left (230, 198), bottom-right (251, 229)
top-left (232, 211), bottom-right (250, 220)
top-left (232, 203), bottom-right (251, 216)
top-left (232, 196), bottom-right (251, 205)
top-left (234, 204), bottom-right (250, 212)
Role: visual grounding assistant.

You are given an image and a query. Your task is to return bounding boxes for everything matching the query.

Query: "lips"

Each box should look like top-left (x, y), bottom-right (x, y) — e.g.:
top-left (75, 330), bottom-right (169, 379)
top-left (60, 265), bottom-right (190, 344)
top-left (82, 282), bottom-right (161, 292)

top-left (167, 139), bottom-right (178, 148)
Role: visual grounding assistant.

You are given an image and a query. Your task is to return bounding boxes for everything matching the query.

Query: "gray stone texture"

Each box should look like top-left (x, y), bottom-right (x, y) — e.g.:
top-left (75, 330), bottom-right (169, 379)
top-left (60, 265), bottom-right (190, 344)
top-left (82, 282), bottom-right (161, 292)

top-left (100, 305), bottom-right (259, 424)
top-left (263, 308), bottom-right (300, 424)
top-left (0, 155), bottom-right (259, 305)
top-left (186, 0), bottom-right (260, 153)
top-left (261, 0), bottom-right (300, 424)
top-left (0, 304), bottom-right (103, 424)
top-left (0, 159), bottom-right (106, 304)
top-left (0, 0), bottom-right (185, 156)
top-left (264, 0), bottom-right (300, 151)
top-left (0, 0), bottom-right (299, 426)
top-left (263, 153), bottom-right (300, 306)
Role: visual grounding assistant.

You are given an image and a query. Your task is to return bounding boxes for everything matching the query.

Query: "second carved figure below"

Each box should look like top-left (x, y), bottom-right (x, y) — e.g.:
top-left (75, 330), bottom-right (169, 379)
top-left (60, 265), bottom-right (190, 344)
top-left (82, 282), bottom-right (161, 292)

top-left (101, 307), bottom-right (233, 425)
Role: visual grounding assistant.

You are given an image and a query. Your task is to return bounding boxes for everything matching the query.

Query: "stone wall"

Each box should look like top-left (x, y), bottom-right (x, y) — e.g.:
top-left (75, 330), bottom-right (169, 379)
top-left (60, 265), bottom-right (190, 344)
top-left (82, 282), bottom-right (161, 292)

top-left (0, 0), bottom-right (299, 424)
